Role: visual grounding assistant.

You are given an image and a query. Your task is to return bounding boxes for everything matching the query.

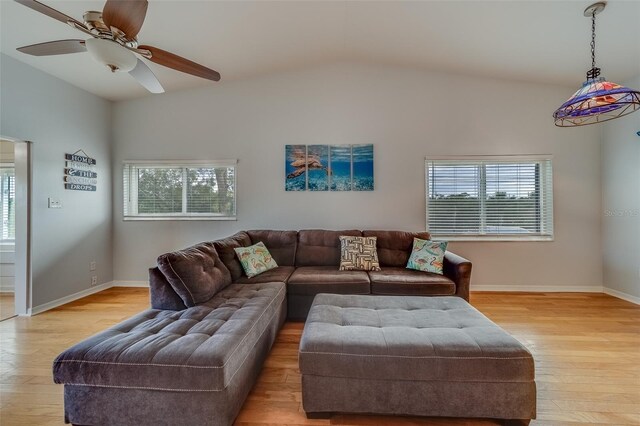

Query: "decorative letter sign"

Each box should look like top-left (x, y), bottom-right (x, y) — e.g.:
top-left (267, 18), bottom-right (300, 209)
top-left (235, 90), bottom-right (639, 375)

top-left (64, 151), bottom-right (97, 191)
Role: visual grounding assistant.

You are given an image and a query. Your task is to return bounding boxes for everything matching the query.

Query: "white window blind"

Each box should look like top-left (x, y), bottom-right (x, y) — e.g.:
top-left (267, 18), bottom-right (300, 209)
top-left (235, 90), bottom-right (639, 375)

top-left (123, 160), bottom-right (237, 220)
top-left (1, 166), bottom-right (15, 241)
top-left (426, 157), bottom-right (553, 240)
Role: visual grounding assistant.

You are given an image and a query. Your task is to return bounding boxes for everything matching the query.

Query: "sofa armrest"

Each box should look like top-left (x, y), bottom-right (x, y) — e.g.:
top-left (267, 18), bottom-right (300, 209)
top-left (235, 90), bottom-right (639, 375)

top-left (443, 251), bottom-right (472, 301)
top-left (149, 267), bottom-right (187, 311)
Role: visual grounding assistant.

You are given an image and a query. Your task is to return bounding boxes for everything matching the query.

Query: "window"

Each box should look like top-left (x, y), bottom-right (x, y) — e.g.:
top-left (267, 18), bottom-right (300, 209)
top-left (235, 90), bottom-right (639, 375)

top-left (1, 166), bottom-right (15, 242)
top-left (426, 156), bottom-right (553, 240)
top-left (123, 160), bottom-right (237, 220)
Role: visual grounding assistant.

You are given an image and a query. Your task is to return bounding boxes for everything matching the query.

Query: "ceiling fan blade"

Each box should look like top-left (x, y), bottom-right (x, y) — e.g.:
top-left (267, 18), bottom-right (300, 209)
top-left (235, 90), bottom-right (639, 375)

top-left (102, 0), bottom-right (148, 39)
top-left (129, 59), bottom-right (164, 94)
top-left (17, 39), bottom-right (86, 56)
top-left (138, 45), bottom-right (221, 81)
top-left (14, 0), bottom-right (85, 27)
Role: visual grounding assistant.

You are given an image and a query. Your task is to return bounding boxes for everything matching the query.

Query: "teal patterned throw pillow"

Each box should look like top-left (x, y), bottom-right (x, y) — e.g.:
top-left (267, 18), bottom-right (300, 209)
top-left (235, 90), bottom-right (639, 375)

top-left (234, 242), bottom-right (278, 278)
top-left (406, 238), bottom-right (448, 275)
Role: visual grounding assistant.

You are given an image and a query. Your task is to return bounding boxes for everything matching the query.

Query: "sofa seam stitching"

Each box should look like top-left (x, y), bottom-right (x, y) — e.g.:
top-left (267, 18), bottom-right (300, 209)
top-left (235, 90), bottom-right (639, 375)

top-left (166, 259), bottom-right (196, 306)
top-left (298, 352), bottom-right (531, 360)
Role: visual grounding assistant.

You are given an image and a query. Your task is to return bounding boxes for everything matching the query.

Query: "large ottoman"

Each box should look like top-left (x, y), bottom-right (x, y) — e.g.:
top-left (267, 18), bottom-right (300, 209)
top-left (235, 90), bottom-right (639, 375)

top-left (298, 294), bottom-right (536, 425)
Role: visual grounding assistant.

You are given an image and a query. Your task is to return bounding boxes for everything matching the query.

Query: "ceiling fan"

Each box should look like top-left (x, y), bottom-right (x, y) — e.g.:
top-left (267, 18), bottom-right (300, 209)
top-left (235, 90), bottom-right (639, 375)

top-left (14, 0), bottom-right (221, 94)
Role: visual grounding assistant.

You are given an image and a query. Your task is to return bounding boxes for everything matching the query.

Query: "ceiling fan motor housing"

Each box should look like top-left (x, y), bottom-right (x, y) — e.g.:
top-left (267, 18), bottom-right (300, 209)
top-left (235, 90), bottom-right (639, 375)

top-left (85, 37), bottom-right (136, 72)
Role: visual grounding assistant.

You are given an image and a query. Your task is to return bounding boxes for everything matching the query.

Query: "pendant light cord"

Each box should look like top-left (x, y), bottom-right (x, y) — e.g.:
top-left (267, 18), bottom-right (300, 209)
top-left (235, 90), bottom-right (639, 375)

top-left (587, 10), bottom-right (601, 80)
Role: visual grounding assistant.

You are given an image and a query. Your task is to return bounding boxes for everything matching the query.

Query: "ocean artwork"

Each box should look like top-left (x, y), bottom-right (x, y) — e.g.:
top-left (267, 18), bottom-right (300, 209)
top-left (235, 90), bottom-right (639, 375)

top-left (330, 145), bottom-right (352, 191)
top-left (286, 144), bottom-right (373, 192)
top-left (307, 145), bottom-right (330, 191)
top-left (352, 144), bottom-right (374, 191)
top-left (285, 145), bottom-right (307, 191)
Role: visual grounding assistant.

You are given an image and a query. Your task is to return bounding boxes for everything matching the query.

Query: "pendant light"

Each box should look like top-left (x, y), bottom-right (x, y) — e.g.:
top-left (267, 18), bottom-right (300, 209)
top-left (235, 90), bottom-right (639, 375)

top-left (553, 2), bottom-right (640, 127)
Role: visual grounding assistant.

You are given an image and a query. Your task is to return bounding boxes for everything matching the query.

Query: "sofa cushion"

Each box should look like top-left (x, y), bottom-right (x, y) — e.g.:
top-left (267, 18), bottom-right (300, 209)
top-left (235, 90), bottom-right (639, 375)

top-left (369, 267), bottom-right (455, 296)
top-left (363, 230), bottom-right (431, 267)
top-left (339, 236), bottom-right (381, 271)
top-left (53, 282), bottom-right (286, 392)
top-left (296, 229), bottom-right (362, 266)
top-left (213, 231), bottom-right (251, 281)
top-left (149, 267), bottom-right (187, 311)
top-left (234, 266), bottom-right (295, 284)
top-left (288, 266), bottom-right (370, 295)
top-left (157, 242), bottom-right (231, 307)
top-left (247, 230), bottom-right (297, 266)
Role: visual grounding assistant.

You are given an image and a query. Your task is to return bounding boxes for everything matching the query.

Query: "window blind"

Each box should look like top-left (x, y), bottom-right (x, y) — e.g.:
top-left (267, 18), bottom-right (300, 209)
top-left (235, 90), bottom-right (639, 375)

top-left (1, 167), bottom-right (15, 241)
top-left (426, 157), bottom-right (553, 239)
top-left (123, 161), bottom-right (237, 220)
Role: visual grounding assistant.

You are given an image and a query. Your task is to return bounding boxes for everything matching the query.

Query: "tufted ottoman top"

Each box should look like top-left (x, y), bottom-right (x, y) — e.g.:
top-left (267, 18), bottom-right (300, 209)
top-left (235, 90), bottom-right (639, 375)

top-left (299, 294), bottom-right (534, 383)
top-left (54, 282), bottom-right (285, 392)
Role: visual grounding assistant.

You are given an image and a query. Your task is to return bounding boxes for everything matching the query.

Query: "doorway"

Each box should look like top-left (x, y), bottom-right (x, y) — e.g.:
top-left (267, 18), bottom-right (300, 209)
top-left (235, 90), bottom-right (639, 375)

top-left (0, 137), bottom-right (31, 320)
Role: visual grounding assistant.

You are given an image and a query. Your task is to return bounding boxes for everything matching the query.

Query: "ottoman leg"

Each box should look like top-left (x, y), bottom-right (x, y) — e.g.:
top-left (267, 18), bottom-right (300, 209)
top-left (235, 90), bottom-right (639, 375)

top-left (305, 412), bottom-right (333, 419)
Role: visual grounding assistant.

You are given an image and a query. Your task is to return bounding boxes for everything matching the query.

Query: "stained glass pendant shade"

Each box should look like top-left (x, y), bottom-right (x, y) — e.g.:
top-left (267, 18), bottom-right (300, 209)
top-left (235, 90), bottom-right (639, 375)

top-left (553, 2), bottom-right (640, 127)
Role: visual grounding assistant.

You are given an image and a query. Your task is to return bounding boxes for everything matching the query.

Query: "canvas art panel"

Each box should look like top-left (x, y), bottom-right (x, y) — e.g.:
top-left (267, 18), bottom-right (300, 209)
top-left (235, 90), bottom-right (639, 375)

top-left (285, 144), bottom-right (307, 191)
top-left (307, 145), bottom-right (329, 191)
top-left (352, 144), bottom-right (374, 191)
top-left (330, 145), bottom-right (352, 191)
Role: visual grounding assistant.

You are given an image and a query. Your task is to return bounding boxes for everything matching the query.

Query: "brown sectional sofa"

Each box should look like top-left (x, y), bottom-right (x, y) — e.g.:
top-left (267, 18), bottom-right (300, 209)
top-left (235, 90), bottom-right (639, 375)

top-left (151, 229), bottom-right (472, 319)
top-left (54, 229), bottom-right (472, 426)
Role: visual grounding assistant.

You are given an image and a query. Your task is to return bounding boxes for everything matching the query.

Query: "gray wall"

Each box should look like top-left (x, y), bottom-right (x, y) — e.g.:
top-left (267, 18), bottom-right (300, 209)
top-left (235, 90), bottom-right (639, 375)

top-left (113, 62), bottom-right (602, 290)
top-left (0, 54), bottom-right (113, 308)
top-left (602, 74), bottom-right (640, 299)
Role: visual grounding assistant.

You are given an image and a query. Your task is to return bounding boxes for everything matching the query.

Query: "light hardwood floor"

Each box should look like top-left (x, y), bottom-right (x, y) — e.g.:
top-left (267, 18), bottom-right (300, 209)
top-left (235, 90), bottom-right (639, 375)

top-left (0, 293), bottom-right (15, 321)
top-left (0, 288), bottom-right (638, 425)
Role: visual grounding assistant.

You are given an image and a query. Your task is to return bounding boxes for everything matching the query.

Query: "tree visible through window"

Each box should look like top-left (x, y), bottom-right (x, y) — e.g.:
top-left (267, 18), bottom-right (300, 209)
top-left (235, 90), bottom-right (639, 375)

top-left (1, 167), bottom-right (15, 241)
top-left (124, 161), bottom-right (236, 220)
top-left (426, 157), bottom-right (553, 239)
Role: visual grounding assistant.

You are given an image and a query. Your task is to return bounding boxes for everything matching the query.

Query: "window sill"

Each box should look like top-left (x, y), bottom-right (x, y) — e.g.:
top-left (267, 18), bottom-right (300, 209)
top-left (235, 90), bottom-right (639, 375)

top-left (0, 242), bottom-right (15, 251)
top-left (432, 235), bottom-right (554, 242)
top-left (123, 216), bottom-right (236, 221)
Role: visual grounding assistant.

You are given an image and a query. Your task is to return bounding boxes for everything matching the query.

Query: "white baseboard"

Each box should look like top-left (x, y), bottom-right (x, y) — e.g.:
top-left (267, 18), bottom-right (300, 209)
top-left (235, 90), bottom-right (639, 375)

top-left (472, 285), bottom-right (604, 293)
top-left (30, 281), bottom-right (115, 316)
top-left (603, 287), bottom-right (640, 305)
top-left (113, 280), bottom-right (149, 288)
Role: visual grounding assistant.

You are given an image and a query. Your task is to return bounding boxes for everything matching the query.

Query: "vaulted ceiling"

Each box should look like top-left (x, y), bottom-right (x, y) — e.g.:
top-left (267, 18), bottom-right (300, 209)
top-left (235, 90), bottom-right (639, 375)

top-left (2, 0), bottom-right (639, 101)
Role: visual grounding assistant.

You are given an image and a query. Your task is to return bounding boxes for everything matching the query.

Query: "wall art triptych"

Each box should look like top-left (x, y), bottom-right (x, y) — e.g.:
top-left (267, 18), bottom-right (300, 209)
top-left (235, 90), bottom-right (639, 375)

top-left (285, 144), bottom-right (374, 192)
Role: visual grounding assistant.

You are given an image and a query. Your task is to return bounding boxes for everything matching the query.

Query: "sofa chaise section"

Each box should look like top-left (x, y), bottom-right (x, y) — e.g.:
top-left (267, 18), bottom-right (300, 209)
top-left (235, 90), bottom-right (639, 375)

top-left (54, 281), bottom-right (287, 426)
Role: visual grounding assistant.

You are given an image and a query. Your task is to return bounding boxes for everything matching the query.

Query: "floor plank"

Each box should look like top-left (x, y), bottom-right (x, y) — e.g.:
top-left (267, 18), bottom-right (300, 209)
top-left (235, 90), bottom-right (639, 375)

top-left (0, 288), bottom-right (638, 425)
top-left (0, 292), bottom-right (15, 321)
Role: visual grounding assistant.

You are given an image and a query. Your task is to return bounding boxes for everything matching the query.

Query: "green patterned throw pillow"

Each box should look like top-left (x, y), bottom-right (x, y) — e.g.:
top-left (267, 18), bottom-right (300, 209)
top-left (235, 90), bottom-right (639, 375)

top-left (406, 238), bottom-right (448, 275)
top-left (234, 242), bottom-right (278, 278)
top-left (339, 236), bottom-right (381, 271)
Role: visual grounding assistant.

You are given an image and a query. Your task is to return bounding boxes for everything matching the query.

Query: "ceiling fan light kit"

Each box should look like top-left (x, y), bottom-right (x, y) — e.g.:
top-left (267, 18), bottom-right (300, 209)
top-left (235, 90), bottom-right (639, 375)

top-left (553, 1), bottom-right (640, 127)
top-left (85, 38), bottom-right (137, 73)
top-left (14, 0), bottom-right (220, 94)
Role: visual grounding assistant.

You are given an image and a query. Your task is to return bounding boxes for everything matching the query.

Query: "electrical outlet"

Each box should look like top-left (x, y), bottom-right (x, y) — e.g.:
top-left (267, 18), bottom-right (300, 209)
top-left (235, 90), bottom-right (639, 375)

top-left (90, 261), bottom-right (96, 271)
top-left (48, 197), bottom-right (62, 209)
top-left (91, 276), bottom-right (98, 286)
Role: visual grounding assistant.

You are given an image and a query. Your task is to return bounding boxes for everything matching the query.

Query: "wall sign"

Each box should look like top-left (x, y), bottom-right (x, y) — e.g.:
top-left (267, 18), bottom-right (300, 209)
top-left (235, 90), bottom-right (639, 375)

top-left (64, 150), bottom-right (97, 191)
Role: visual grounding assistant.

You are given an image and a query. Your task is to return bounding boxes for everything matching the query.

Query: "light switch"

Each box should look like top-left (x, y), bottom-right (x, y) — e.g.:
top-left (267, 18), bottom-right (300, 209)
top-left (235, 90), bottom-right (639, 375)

top-left (48, 197), bottom-right (62, 209)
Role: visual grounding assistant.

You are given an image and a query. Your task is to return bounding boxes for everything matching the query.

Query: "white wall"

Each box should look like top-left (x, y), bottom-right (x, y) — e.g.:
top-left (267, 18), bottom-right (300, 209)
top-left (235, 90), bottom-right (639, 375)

top-left (602, 75), bottom-right (640, 301)
top-left (0, 54), bottom-right (113, 308)
top-left (112, 62), bottom-right (602, 290)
